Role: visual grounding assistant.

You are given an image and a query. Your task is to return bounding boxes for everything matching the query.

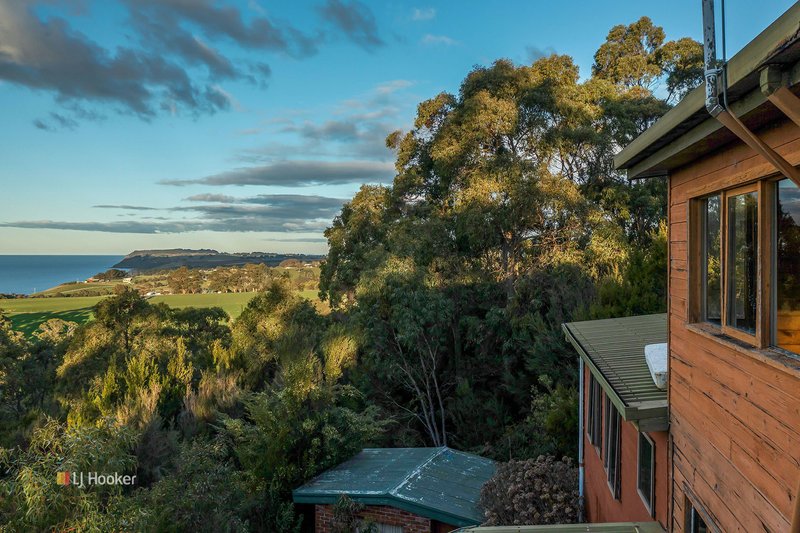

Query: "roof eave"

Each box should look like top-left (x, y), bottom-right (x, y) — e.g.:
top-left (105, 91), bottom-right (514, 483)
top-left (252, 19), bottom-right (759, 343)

top-left (562, 321), bottom-right (668, 430)
top-left (291, 492), bottom-right (481, 527)
top-left (615, 2), bottom-right (800, 176)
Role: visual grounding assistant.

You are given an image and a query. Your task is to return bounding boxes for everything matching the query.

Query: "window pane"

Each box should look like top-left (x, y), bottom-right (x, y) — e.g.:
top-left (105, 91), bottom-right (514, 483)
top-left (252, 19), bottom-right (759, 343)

top-left (727, 191), bottom-right (758, 334)
top-left (777, 179), bottom-right (800, 354)
top-left (704, 196), bottom-right (722, 324)
top-left (690, 507), bottom-right (709, 533)
top-left (605, 402), bottom-right (620, 497)
top-left (638, 433), bottom-right (653, 509)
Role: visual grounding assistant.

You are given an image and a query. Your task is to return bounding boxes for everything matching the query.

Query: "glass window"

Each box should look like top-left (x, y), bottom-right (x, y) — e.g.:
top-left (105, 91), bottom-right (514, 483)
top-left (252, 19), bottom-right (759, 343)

top-left (587, 374), bottom-right (602, 446)
top-left (776, 179), bottom-right (800, 354)
top-left (687, 502), bottom-right (709, 533)
top-left (637, 433), bottom-right (654, 513)
top-left (727, 190), bottom-right (759, 334)
top-left (603, 399), bottom-right (621, 498)
top-left (702, 196), bottom-right (722, 324)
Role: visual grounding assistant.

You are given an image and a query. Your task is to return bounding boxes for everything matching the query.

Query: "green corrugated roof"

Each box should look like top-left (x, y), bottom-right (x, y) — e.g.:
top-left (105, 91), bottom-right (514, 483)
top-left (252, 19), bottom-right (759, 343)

top-left (292, 447), bottom-right (496, 527)
top-left (562, 314), bottom-right (668, 431)
top-left (460, 521), bottom-right (665, 532)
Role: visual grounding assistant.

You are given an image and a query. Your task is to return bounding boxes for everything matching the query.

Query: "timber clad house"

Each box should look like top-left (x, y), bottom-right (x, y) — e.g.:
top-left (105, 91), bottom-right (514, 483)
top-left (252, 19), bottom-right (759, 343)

top-left (610, 2), bottom-right (800, 531)
top-left (563, 315), bottom-right (669, 528)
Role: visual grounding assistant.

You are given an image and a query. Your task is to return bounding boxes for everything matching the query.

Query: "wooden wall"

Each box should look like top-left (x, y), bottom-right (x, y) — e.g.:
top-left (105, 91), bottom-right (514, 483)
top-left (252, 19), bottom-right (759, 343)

top-left (582, 366), bottom-right (668, 528)
top-left (668, 117), bottom-right (800, 532)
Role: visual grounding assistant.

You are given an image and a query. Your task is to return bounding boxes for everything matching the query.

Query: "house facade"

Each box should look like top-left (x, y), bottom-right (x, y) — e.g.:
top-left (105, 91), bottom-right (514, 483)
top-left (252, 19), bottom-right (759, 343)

top-left (616, 4), bottom-right (800, 531)
top-left (564, 314), bottom-right (669, 530)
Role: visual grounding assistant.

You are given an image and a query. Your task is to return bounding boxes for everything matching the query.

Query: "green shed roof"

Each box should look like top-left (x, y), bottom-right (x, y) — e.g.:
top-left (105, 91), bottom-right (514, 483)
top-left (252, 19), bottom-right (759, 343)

top-left (563, 314), bottom-right (668, 432)
top-left (292, 447), bottom-right (496, 527)
top-left (460, 521), bottom-right (665, 532)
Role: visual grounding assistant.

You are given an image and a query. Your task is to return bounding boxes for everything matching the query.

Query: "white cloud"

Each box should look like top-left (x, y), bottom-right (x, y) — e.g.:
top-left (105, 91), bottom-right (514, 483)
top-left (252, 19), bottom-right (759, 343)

top-left (421, 34), bottom-right (458, 46)
top-left (412, 8), bottom-right (436, 21)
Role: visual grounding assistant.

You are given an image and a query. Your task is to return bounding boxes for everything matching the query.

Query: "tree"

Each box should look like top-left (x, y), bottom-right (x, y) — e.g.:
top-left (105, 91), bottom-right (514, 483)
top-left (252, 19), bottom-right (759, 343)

top-left (94, 269), bottom-right (128, 281)
top-left (320, 185), bottom-right (390, 308)
top-left (357, 268), bottom-right (453, 446)
top-left (168, 266), bottom-right (195, 294)
top-left (593, 16), bottom-right (703, 101)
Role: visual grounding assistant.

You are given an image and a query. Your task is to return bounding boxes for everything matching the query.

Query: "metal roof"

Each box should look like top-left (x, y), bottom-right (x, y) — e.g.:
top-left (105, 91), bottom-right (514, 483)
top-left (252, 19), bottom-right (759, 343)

top-left (562, 314), bottom-right (668, 431)
top-left (459, 522), bottom-right (665, 533)
top-left (614, 2), bottom-right (800, 178)
top-left (292, 447), bottom-right (496, 527)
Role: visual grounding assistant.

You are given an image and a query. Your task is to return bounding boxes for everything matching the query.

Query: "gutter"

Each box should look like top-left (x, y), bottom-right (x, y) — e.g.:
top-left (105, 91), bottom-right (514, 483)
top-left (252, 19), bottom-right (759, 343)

top-left (701, 0), bottom-right (800, 188)
top-left (616, 1), bottom-right (800, 174)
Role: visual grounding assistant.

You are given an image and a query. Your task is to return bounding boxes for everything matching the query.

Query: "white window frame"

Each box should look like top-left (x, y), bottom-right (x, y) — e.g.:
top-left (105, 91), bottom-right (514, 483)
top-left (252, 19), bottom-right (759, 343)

top-left (637, 432), bottom-right (655, 516)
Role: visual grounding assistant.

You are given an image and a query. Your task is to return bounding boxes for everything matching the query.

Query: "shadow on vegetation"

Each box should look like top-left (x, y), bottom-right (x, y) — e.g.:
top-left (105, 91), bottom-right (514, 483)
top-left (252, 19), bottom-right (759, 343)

top-left (10, 308), bottom-right (94, 337)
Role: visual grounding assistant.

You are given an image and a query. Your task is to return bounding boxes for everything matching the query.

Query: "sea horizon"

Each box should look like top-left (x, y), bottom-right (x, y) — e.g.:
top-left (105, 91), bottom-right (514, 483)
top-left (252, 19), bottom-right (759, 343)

top-left (0, 255), bottom-right (125, 295)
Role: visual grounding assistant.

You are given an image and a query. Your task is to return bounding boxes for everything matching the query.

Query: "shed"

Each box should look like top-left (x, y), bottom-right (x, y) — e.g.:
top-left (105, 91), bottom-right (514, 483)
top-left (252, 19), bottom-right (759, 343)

top-left (293, 447), bottom-right (496, 530)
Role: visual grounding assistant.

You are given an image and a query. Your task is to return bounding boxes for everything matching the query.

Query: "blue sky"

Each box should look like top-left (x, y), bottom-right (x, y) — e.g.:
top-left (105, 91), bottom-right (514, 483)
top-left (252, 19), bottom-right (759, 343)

top-left (0, 0), bottom-right (794, 255)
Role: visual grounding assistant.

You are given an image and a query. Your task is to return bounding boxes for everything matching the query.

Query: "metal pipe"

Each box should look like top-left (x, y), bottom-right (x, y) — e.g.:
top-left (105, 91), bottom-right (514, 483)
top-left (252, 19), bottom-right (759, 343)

top-left (702, 0), bottom-right (800, 186)
top-left (702, 0), bottom-right (724, 117)
top-left (577, 357), bottom-right (585, 522)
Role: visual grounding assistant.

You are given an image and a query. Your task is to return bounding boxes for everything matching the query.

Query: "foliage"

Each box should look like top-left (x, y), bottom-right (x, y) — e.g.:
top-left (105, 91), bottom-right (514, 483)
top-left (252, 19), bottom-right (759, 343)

top-left (0, 16), bottom-right (700, 529)
top-left (0, 419), bottom-right (138, 532)
top-left (331, 495), bottom-right (378, 533)
top-left (479, 455), bottom-right (579, 525)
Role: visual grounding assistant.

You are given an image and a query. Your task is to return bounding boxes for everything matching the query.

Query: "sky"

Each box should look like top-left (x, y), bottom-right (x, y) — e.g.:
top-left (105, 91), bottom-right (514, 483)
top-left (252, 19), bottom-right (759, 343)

top-left (0, 0), bottom-right (795, 255)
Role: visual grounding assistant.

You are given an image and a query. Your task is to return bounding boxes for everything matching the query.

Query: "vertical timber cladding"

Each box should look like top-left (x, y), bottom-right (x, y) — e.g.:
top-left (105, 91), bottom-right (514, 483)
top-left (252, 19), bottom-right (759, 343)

top-left (669, 116), bottom-right (800, 532)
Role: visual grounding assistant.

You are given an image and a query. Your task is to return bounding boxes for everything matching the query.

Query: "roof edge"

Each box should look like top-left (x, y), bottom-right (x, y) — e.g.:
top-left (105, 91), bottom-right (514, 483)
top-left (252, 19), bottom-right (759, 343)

top-left (562, 319), bottom-right (668, 426)
top-left (615, 2), bottom-right (800, 173)
top-left (291, 493), bottom-right (482, 527)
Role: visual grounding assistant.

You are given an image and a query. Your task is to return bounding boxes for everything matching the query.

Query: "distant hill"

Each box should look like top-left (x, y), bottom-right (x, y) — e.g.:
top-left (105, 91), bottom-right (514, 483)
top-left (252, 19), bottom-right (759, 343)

top-left (113, 249), bottom-right (325, 271)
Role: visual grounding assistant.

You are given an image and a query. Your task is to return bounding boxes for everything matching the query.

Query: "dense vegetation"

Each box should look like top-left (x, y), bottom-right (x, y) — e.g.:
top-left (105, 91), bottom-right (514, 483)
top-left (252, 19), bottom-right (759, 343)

top-left (0, 18), bottom-right (700, 531)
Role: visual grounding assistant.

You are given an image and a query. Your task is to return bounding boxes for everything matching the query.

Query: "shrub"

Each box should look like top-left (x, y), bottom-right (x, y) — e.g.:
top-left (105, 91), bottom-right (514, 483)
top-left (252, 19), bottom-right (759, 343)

top-left (480, 455), bottom-right (579, 525)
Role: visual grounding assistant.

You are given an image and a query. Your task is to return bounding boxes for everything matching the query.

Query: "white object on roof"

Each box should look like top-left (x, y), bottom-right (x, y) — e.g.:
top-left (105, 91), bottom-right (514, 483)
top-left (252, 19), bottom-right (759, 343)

top-left (644, 343), bottom-right (668, 390)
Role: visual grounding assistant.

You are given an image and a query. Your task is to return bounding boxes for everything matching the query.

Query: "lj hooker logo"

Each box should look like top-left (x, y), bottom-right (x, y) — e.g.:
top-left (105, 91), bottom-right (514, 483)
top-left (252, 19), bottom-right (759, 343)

top-left (56, 471), bottom-right (136, 488)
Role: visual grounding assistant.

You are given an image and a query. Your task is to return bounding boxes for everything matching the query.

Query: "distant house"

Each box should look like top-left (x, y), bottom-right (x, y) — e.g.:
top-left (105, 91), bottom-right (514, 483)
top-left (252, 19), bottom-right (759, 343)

top-left (563, 314), bottom-right (668, 528)
top-left (293, 447), bottom-right (495, 533)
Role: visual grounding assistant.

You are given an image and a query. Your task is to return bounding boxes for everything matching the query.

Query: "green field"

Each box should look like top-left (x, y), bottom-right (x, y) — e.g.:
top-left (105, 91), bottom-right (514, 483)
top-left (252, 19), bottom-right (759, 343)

top-left (0, 290), bottom-right (325, 337)
top-left (149, 293), bottom-right (257, 319)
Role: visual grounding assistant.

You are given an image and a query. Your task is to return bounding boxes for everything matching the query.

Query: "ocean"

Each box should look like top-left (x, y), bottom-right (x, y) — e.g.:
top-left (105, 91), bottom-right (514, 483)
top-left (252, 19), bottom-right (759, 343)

top-left (0, 255), bottom-right (125, 295)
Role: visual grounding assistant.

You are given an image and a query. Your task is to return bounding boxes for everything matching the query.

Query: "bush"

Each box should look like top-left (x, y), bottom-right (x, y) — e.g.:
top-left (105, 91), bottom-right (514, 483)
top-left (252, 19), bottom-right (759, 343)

top-left (479, 455), bottom-right (579, 525)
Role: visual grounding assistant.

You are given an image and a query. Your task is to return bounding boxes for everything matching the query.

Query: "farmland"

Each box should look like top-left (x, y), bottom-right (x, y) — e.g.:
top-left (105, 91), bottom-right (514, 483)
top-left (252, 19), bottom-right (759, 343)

top-left (0, 290), bottom-right (325, 337)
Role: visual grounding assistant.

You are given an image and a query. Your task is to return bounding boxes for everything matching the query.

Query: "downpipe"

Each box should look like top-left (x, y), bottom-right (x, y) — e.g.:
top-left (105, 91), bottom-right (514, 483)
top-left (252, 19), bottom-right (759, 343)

top-left (702, 0), bottom-right (800, 185)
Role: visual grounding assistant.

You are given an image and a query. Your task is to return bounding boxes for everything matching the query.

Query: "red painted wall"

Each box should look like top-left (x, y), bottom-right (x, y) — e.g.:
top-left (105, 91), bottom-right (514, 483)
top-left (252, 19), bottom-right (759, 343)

top-left (314, 503), bottom-right (457, 533)
top-left (582, 365), bottom-right (668, 528)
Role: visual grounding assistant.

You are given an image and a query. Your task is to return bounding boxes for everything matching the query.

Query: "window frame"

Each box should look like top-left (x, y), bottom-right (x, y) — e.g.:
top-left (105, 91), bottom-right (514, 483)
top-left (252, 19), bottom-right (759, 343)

top-left (690, 179), bottom-right (776, 350)
top-left (684, 494), bottom-right (715, 533)
top-left (603, 398), bottom-right (621, 499)
top-left (586, 373), bottom-right (602, 450)
top-left (636, 432), bottom-right (655, 516)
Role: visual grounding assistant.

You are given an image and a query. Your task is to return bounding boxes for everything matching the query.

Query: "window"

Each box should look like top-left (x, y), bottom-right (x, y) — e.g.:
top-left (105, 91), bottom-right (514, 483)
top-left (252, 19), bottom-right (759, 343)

top-left (700, 195), bottom-right (722, 325)
top-left (603, 399), bottom-right (621, 498)
top-left (587, 374), bottom-right (602, 447)
top-left (686, 500), bottom-right (710, 533)
top-left (691, 178), bottom-right (800, 355)
top-left (726, 188), bottom-right (759, 335)
top-left (775, 179), bottom-right (800, 353)
top-left (637, 433), bottom-right (654, 514)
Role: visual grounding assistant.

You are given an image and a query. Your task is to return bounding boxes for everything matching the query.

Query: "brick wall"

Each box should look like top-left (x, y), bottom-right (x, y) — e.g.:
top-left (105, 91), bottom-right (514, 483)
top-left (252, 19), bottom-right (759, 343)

top-left (314, 503), bottom-right (432, 533)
